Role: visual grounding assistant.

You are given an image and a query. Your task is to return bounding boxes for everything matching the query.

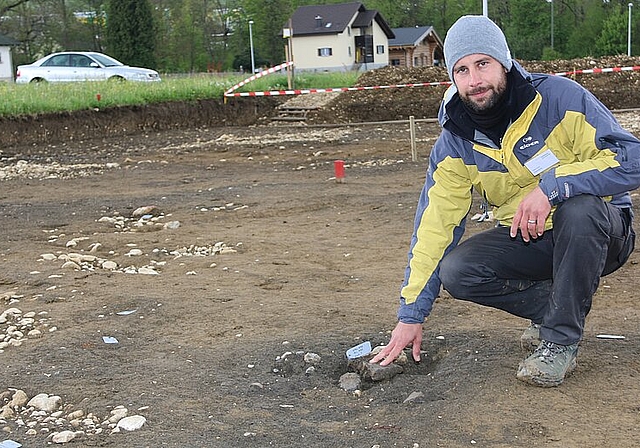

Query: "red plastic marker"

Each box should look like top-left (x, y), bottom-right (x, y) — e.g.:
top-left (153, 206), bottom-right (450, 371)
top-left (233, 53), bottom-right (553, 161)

top-left (334, 160), bottom-right (345, 183)
top-left (96, 93), bottom-right (101, 101)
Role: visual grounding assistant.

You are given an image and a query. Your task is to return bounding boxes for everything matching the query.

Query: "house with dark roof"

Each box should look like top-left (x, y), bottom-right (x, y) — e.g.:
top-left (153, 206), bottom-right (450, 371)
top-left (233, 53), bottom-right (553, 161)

top-left (389, 26), bottom-right (443, 68)
top-left (284, 2), bottom-right (395, 72)
top-left (0, 34), bottom-right (20, 82)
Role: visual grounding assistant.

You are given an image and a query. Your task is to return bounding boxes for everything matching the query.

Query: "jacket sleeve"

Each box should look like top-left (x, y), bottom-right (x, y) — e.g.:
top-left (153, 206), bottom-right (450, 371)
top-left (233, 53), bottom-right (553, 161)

top-left (398, 134), bottom-right (473, 324)
top-left (538, 84), bottom-right (640, 205)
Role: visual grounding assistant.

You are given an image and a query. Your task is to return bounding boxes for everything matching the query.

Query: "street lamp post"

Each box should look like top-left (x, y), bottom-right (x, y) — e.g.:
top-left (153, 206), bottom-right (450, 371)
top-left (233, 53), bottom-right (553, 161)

top-left (629, 3), bottom-right (633, 57)
top-left (547, 0), bottom-right (554, 50)
top-left (248, 20), bottom-right (256, 74)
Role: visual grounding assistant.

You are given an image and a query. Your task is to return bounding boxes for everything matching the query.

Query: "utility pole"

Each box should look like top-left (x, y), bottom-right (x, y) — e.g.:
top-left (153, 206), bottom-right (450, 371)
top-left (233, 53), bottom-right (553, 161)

top-left (629, 3), bottom-right (634, 57)
top-left (546, 0), bottom-right (554, 50)
top-left (249, 20), bottom-right (255, 74)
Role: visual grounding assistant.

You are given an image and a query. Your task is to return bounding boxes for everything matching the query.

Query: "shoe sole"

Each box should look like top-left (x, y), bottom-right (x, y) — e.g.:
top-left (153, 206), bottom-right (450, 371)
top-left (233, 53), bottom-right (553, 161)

top-left (516, 359), bottom-right (577, 387)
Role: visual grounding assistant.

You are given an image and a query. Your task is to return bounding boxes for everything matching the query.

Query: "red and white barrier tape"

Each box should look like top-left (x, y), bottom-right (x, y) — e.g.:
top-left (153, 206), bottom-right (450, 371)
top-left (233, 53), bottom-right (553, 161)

top-left (224, 64), bottom-right (640, 98)
top-left (553, 65), bottom-right (640, 77)
top-left (224, 61), bottom-right (293, 96)
top-left (224, 81), bottom-right (452, 97)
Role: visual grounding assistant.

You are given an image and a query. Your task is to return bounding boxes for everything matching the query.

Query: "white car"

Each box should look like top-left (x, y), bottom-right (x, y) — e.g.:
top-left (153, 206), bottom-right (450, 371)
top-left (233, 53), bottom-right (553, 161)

top-left (16, 51), bottom-right (161, 83)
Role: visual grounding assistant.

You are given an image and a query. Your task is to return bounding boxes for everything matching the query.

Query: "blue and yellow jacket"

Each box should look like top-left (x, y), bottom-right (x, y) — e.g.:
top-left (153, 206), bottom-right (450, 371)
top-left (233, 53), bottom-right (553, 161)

top-left (398, 62), bottom-right (640, 324)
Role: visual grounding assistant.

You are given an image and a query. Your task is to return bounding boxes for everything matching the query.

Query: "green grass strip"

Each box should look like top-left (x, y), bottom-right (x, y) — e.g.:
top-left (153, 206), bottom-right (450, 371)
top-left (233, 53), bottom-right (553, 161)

top-left (0, 71), bottom-right (360, 117)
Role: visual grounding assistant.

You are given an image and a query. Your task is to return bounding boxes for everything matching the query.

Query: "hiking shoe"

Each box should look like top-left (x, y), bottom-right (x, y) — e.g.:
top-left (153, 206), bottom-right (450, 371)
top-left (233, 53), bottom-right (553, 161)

top-left (520, 322), bottom-right (541, 351)
top-left (516, 340), bottom-right (578, 387)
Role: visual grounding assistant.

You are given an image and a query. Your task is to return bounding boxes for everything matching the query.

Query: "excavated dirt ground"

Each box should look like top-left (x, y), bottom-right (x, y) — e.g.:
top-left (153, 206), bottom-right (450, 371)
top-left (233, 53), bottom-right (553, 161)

top-left (1, 57), bottom-right (639, 447)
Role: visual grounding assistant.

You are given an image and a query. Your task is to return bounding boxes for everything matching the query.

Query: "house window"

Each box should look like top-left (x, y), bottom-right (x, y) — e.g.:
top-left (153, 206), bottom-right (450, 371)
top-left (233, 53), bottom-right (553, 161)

top-left (391, 59), bottom-right (400, 66)
top-left (376, 45), bottom-right (385, 54)
top-left (318, 47), bottom-right (332, 57)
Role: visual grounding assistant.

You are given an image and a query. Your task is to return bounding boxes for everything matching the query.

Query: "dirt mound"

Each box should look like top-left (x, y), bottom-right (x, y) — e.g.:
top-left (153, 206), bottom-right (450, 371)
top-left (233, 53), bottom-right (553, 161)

top-left (311, 65), bottom-right (449, 123)
top-left (0, 97), bottom-right (281, 148)
top-left (311, 55), bottom-right (640, 124)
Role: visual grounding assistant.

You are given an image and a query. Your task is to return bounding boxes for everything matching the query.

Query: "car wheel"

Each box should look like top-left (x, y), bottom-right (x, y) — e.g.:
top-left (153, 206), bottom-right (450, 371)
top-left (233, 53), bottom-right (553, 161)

top-left (108, 76), bottom-right (126, 82)
top-left (30, 78), bottom-right (46, 83)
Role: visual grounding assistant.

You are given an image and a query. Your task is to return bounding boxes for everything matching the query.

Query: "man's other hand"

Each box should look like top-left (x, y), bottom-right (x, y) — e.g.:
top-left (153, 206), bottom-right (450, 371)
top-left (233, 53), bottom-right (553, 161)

top-left (510, 186), bottom-right (552, 242)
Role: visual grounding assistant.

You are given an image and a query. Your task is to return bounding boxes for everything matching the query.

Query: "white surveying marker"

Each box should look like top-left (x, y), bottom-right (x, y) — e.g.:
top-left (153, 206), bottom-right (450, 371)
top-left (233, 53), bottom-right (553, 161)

top-left (346, 341), bottom-right (372, 359)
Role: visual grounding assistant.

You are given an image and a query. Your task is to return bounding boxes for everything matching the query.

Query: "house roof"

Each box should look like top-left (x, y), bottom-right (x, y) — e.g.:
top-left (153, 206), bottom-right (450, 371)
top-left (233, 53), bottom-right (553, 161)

top-left (352, 9), bottom-right (394, 38)
top-left (389, 26), bottom-right (442, 47)
top-left (287, 2), bottom-right (394, 39)
top-left (0, 34), bottom-right (20, 46)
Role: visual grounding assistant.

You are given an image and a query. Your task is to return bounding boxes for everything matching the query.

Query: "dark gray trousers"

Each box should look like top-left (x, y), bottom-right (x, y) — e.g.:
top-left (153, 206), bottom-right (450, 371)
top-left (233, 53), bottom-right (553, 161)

top-left (439, 195), bottom-right (635, 345)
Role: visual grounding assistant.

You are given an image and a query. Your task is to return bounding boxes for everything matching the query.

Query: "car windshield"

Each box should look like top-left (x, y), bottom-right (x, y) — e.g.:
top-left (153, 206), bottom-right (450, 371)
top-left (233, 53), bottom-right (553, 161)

top-left (90, 53), bottom-right (124, 67)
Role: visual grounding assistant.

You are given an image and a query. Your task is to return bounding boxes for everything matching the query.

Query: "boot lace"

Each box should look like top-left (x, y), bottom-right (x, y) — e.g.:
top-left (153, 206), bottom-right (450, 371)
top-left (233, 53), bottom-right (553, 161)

top-left (535, 340), bottom-right (566, 363)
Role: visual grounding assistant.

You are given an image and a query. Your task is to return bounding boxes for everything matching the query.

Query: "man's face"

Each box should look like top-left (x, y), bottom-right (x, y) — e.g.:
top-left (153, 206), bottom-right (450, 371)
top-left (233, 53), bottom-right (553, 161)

top-left (452, 54), bottom-right (508, 112)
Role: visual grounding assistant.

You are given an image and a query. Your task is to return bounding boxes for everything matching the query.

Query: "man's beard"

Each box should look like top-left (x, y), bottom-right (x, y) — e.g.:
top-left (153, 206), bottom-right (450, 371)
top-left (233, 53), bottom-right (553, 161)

top-left (460, 78), bottom-right (507, 113)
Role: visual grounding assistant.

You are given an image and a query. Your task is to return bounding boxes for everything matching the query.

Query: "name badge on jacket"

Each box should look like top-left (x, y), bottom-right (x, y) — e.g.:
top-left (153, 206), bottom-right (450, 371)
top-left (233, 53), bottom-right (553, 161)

top-left (524, 149), bottom-right (560, 176)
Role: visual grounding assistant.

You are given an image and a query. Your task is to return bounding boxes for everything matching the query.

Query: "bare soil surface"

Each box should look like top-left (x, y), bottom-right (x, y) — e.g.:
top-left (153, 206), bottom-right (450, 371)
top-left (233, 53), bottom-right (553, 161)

top-left (1, 58), bottom-right (640, 447)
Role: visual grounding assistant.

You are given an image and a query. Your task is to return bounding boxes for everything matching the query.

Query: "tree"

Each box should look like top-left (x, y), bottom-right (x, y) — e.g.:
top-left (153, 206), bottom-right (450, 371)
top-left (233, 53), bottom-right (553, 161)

top-left (563, 0), bottom-right (606, 58)
top-left (164, 0), bottom-right (208, 72)
top-left (596, 4), bottom-right (628, 56)
top-left (3, 0), bottom-right (69, 63)
top-left (105, 0), bottom-right (156, 68)
top-left (2, 0), bottom-right (636, 73)
top-left (241, 0), bottom-right (293, 67)
top-left (366, 0), bottom-right (415, 27)
top-left (203, 0), bottom-right (235, 71)
top-left (501, 0), bottom-right (549, 60)
top-left (150, 0), bottom-right (237, 72)
top-left (0, 0), bottom-right (32, 17)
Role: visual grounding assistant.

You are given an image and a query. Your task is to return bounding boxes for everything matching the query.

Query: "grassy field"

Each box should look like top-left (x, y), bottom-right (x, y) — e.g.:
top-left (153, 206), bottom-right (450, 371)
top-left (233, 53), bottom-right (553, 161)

top-left (0, 71), bottom-right (360, 117)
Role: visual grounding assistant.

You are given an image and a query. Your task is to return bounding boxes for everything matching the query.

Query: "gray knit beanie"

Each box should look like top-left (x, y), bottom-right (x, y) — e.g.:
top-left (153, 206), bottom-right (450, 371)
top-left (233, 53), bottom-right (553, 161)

top-left (444, 15), bottom-right (513, 83)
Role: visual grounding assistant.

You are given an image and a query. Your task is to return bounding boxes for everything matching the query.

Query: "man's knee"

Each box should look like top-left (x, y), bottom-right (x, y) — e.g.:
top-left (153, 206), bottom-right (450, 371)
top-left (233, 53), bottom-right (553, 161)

top-left (554, 195), bottom-right (605, 225)
top-left (439, 252), bottom-right (466, 297)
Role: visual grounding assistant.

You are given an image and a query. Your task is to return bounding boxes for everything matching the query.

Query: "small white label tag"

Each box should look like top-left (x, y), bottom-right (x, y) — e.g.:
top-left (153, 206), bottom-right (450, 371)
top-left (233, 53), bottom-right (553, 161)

top-left (524, 149), bottom-right (559, 176)
top-left (346, 341), bottom-right (372, 359)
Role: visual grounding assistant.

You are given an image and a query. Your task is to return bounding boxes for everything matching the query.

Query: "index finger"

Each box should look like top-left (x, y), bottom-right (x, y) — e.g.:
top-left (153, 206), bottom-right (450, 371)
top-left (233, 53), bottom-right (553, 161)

top-left (370, 343), bottom-right (403, 366)
top-left (369, 347), bottom-right (391, 364)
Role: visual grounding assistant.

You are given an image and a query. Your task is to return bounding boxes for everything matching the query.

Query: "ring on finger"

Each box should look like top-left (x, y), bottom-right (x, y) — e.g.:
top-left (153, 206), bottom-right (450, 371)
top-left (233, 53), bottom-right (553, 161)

top-left (527, 219), bottom-right (537, 224)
